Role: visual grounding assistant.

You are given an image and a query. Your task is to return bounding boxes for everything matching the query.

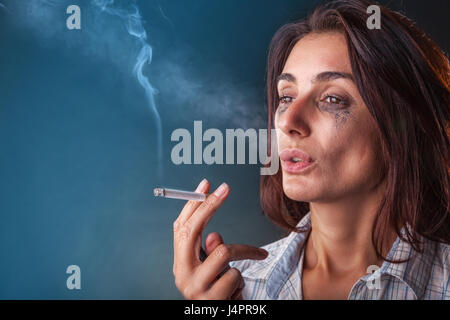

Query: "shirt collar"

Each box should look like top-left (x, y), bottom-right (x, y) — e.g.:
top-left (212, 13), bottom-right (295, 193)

top-left (263, 211), bottom-right (435, 300)
top-left (265, 212), bottom-right (311, 299)
top-left (377, 225), bottom-right (436, 299)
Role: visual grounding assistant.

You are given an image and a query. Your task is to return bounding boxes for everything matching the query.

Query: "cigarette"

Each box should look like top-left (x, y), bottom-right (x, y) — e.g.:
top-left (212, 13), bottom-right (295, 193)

top-left (153, 187), bottom-right (207, 201)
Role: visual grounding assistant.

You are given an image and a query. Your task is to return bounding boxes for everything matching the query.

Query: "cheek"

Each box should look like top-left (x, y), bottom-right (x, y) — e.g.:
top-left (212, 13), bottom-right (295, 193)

top-left (321, 115), bottom-right (382, 189)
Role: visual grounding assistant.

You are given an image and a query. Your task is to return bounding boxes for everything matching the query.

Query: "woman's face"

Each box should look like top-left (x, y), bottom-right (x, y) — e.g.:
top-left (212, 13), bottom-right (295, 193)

top-left (275, 32), bottom-right (385, 203)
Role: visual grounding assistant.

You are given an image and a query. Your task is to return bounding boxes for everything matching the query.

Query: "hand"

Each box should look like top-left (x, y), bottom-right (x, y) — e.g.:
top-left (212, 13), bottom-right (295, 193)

top-left (173, 179), bottom-right (268, 300)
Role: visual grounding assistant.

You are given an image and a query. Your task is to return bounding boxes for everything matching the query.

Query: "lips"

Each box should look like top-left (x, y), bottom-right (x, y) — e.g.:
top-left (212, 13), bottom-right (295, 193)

top-left (279, 148), bottom-right (313, 163)
top-left (279, 148), bottom-right (314, 174)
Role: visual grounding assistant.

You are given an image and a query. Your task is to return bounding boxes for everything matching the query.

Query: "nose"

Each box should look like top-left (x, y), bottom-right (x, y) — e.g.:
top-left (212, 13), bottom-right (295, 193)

top-left (275, 95), bottom-right (311, 138)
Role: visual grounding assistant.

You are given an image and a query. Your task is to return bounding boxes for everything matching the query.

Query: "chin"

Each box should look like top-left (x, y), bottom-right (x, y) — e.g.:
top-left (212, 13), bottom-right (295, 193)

top-left (281, 172), bottom-right (313, 200)
top-left (282, 182), bottom-right (316, 202)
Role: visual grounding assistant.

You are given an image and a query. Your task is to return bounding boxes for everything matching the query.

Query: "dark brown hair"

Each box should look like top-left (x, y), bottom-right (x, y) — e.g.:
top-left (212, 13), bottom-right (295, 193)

top-left (260, 0), bottom-right (450, 261)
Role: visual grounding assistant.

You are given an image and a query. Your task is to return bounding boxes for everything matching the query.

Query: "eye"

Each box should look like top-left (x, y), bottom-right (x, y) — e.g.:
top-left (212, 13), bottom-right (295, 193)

top-left (321, 95), bottom-right (347, 106)
top-left (279, 95), bottom-right (294, 105)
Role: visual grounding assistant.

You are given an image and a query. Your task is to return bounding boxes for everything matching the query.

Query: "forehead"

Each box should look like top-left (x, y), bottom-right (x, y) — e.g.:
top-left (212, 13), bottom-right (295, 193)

top-left (282, 32), bottom-right (351, 78)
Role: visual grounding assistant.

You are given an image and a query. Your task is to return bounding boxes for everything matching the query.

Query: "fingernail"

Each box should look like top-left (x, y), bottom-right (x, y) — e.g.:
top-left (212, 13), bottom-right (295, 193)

top-left (259, 248), bottom-right (268, 256)
top-left (213, 183), bottom-right (228, 198)
top-left (195, 178), bottom-right (207, 192)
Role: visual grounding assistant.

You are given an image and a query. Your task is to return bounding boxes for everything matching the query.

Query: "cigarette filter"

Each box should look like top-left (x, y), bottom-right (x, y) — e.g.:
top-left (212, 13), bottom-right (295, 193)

top-left (153, 187), bottom-right (206, 201)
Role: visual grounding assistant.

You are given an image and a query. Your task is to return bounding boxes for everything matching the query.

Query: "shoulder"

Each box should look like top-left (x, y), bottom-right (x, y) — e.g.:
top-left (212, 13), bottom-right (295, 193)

top-left (431, 241), bottom-right (450, 299)
top-left (417, 238), bottom-right (450, 299)
top-left (433, 241), bottom-right (450, 283)
top-left (434, 241), bottom-right (450, 266)
top-left (424, 239), bottom-right (449, 277)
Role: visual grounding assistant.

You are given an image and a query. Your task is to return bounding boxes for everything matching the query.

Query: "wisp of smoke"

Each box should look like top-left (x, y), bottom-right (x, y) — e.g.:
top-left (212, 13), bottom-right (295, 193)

top-left (93, 0), bottom-right (162, 177)
top-left (11, 0), bottom-right (266, 178)
top-left (0, 2), bottom-right (10, 13)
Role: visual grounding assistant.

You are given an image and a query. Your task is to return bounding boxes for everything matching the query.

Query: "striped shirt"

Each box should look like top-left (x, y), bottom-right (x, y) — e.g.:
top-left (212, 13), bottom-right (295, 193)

top-left (229, 212), bottom-right (450, 300)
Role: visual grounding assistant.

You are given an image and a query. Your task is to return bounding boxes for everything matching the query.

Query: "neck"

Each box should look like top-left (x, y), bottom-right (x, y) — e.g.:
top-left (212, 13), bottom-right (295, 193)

top-left (304, 178), bottom-right (395, 276)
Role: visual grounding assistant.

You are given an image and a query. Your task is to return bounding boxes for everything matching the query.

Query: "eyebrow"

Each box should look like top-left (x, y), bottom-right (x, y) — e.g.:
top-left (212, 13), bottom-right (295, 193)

top-left (276, 71), bottom-right (354, 86)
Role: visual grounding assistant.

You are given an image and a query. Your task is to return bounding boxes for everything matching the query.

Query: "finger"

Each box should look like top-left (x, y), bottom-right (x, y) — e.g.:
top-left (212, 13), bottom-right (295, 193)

top-left (175, 179), bottom-right (210, 227)
top-left (231, 290), bottom-right (243, 300)
top-left (205, 232), bottom-right (224, 255)
top-left (173, 179), bottom-right (210, 273)
top-left (230, 279), bottom-right (245, 300)
top-left (185, 183), bottom-right (230, 247)
top-left (176, 183), bottom-right (229, 268)
top-left (206, 268), bottom-right (242, 300)
top-left (195, 244), bottom-right (268, 287)
top-left (205, 233), bottom-right (228, 280)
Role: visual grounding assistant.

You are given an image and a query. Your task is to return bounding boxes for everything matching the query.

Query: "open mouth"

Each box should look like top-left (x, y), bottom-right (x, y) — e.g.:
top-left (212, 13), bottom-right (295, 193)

top-left (279, 148), bottom-right (315, 174)
top-left (281, 158), bottom-right (315, 173)
top-left (290, 157), bottom-right (305, 163)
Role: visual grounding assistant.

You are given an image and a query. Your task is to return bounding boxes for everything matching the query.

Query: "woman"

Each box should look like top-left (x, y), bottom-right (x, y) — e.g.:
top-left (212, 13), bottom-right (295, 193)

top-left (172, 0), bottom-right (450, 300)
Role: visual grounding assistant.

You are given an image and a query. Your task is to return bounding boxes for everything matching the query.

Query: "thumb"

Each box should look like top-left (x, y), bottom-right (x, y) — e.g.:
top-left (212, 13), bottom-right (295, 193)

top-left (205, 232), bottom-right (224, 255)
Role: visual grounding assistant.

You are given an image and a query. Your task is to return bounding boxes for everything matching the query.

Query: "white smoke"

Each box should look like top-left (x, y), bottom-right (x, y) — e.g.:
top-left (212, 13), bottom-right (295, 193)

top-left (92, 0), bottom-right (162, 172)
top-left (9, 0), bottom-right (266, 167)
